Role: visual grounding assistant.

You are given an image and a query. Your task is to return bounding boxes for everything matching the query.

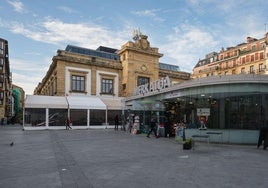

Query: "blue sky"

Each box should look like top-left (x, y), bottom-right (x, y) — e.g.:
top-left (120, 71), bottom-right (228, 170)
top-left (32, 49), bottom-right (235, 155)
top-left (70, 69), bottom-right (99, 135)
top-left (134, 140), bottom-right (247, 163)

top-left (0, 0), bottom-right (267, 94)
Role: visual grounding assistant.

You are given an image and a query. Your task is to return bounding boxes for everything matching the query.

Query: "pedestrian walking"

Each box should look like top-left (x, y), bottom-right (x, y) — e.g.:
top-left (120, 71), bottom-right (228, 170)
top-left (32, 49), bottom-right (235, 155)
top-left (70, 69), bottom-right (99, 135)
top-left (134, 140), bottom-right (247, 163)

top-left (128, 115), bottom-right (134, 134)
top-left (114, 115), bottom-right (119, 131)
top-left (65, 117), bottom-right (72, 130)
top-left (147, 117), bottom-right (158, 138)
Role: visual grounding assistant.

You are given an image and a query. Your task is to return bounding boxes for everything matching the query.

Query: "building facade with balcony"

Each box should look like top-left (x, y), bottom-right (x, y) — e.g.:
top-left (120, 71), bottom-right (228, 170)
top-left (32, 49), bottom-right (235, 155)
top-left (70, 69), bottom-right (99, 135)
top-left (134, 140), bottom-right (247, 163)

top-left (192, 33), bottom-right (268, 78)
top-left (0, 38), bottom-right (12, 124)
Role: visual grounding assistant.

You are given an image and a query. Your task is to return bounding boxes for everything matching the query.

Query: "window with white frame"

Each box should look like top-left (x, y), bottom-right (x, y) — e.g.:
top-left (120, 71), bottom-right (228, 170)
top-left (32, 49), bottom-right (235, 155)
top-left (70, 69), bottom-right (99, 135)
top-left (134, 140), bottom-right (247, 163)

top-left (72, 75), bottom-right (85, 92)
top-left (102, 78), bottom-right (113, 94)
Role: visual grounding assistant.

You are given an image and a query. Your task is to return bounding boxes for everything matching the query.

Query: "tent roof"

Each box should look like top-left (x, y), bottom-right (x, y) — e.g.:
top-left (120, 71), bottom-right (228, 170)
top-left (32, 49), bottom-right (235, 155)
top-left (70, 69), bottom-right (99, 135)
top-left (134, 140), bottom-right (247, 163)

top-left (24, 95), bottom-right (68, 109)
top-left (67, 96), bottom-right (106, 109)
top-left (101, 98), bottom-right (122, 110)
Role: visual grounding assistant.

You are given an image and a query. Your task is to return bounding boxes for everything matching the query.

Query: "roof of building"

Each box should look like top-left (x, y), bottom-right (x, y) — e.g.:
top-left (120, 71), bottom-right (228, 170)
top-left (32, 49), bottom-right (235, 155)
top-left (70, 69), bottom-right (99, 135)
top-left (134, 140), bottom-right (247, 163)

top-left (159, 62), bottom-right (180, 71)
top-left (96, 46), bottom-right (118, 53)
top-left (65, 45), bottom-right (120, 61)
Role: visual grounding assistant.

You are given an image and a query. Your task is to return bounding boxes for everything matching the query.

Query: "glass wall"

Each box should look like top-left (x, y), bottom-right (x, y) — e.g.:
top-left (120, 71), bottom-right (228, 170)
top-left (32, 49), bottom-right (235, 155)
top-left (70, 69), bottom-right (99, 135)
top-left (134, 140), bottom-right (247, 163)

top-left (24, 108), bottom-right (46, 127)
top-left (225, 94), bottom-right (266, 130)
top-left (90, 109), bottom-right (106, 125)
top-left (132, 93), bottom-right (268, 130)
top-left (49, 109), bottom-right (67, 126)
top-left (70, 109), bottom-right (87, 126)
top-left (107, 110), bottom-right (121, 125)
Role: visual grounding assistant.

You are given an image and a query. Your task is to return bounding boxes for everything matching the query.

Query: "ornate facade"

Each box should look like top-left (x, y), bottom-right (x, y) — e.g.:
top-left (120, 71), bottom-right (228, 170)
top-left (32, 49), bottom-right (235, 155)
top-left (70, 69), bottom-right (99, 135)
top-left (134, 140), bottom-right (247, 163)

top-left (34, 34), bottom-right (191, 98)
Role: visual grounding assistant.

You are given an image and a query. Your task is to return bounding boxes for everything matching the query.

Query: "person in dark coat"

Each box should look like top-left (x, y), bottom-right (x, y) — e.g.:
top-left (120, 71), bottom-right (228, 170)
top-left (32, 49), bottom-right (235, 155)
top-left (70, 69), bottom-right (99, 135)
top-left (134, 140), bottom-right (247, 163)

top-left (147, 117), bottom-right (158, 138)
top-left (257, 126), bottom-right (268, 150)
top-left (164, 118), bottom-right (172, 138)
top-left (114, 115), bottom-right (119, 131)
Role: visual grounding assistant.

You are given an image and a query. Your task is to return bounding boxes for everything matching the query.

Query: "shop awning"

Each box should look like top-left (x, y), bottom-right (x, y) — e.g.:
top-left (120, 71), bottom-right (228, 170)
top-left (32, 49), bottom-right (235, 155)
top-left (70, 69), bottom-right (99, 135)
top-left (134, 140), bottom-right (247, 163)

top-left (101, 98), bottom-right (122, 110)
top-left (66, 96), bottom-right (106, 110)
top-left (24, 95), bottom-right (68, 109)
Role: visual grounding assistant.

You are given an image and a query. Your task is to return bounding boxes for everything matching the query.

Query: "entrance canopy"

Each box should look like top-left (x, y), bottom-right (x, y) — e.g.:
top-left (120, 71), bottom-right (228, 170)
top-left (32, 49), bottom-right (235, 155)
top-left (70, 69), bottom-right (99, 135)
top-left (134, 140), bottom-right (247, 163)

top-left (67, 96), bottom-right (106, 110)
top-left (24, 95), bottom-right (68, 109)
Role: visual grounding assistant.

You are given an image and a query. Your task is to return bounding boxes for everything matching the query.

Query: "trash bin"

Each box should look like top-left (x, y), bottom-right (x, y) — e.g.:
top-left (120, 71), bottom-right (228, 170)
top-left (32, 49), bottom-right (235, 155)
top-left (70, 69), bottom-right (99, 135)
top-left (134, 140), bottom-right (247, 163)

top-left (158, 126), bottom-right (165, 137)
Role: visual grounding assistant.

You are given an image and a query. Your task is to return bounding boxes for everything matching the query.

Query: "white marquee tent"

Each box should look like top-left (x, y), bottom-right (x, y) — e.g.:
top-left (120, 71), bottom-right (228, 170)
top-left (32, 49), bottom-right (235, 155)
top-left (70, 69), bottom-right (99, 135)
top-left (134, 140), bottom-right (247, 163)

top-left (23, 95), bottom-right (122, 130)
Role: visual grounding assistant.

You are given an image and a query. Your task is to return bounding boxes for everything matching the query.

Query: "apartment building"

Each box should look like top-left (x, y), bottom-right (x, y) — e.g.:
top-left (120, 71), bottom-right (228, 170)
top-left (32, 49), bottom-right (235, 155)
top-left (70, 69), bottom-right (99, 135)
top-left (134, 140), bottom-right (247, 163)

top-left (0, 38), bottom-right (12, 123)
top-left (192, 32), bottom-right (268, 78)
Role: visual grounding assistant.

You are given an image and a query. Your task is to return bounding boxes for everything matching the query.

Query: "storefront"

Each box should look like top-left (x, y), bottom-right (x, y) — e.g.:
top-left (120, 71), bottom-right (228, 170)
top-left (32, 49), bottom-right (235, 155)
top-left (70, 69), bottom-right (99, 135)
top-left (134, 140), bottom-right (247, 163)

top-left (124, 74), bottom-right (268, 144)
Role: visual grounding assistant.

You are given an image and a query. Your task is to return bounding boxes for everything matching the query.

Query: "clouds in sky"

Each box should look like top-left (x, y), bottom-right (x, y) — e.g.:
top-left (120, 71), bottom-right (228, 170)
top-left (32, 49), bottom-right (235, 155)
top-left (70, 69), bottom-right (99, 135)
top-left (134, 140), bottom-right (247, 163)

top-left (131, 9), bottom-right (165, 22)
top-left (7, 0), bottom-right (25, 13)
top-left (2, 0), bottom-right (268, 94)
top-left (162, 24), bottom-right (218, 70)
top-left (7, 18), bottom-right (127, 49)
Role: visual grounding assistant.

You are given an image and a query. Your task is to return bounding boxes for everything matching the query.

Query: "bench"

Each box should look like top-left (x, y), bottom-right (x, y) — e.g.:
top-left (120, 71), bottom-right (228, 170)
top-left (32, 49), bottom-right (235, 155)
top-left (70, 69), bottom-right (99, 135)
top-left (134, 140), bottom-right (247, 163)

top-left (191, 134), bottom-right (210, 150)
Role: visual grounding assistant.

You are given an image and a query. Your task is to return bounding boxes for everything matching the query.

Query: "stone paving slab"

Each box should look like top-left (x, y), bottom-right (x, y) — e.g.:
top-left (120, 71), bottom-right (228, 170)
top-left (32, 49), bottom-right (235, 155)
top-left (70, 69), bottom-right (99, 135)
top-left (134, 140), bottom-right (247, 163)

top-left (0, 125), bottom-right (267, 188)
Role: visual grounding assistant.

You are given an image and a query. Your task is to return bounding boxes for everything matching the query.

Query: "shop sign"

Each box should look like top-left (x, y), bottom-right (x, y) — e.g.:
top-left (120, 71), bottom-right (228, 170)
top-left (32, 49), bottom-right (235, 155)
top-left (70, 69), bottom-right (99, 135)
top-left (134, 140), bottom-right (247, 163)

top-left (134, 76), bottom-right (171, 96)
top-left (197, 108), bottom-right (210, 116)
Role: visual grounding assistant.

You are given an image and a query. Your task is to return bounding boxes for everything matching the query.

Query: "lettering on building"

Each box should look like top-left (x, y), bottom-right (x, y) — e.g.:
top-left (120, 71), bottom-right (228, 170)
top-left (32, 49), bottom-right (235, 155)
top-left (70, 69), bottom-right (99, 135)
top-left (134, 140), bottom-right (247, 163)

top-left (134, 76), bottom-right (171, 95)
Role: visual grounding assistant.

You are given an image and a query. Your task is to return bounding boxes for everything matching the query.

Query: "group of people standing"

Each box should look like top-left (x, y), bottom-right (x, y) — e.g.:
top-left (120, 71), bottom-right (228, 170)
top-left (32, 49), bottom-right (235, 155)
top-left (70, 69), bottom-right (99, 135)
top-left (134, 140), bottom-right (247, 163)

top-left (146, 117), bottom-right (173, 138)
top-left (116, 114), bottom-right (175, 138)
top-left (124, 114), bottom-right (140, 134)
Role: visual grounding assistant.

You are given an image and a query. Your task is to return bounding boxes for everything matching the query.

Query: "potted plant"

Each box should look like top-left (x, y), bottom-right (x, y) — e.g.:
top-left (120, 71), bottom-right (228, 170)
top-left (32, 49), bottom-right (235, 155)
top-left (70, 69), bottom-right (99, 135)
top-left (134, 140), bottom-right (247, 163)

top-left (183, 138), bottom-right (192, 150)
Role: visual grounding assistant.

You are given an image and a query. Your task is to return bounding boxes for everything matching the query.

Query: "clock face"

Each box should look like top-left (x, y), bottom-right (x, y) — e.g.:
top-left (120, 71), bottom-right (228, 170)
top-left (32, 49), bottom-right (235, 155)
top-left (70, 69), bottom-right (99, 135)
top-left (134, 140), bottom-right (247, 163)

top-left (141, 65), bottom-right (147, 71)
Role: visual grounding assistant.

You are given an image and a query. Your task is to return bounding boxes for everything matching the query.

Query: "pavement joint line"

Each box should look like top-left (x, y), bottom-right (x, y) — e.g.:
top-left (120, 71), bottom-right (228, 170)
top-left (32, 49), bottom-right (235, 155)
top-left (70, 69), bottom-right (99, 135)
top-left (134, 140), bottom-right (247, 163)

top-left (49, 131), bottom-right (94, 188)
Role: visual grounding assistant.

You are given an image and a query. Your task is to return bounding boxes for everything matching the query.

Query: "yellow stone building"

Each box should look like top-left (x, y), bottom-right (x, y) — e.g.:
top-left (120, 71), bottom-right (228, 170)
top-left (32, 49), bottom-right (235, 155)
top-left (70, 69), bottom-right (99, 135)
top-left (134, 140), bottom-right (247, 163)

top-left (192, 33), bottom-right (268, 78)
top-left (34, 33), bottom-right (190, 98)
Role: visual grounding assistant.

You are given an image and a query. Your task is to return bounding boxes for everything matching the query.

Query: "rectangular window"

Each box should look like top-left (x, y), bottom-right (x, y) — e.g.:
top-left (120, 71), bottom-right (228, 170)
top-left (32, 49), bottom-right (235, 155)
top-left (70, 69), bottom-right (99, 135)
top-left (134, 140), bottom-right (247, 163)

top-left (249, 65), bottom-right (254, 74)
top-left (137, 76), bottom-right (150, 86)
top-left (252, 45), bottom-right (256, 51)
top-left (72, 75), bottom-right (85, 92)
top-left (102, 78), bottom-right (113, 94)
top-left (255, 53), bottom-right (259, 60)
top-left (259, 64), bottom-right (264, 72)
top-left (241, 67), bottom-right (246, 74)
top-left (260, 52), bottom-right (264, 59)
top-left (242, 57), bottom-right (245, 64)
top-left (246, 55), bottom-right (250, 62)
top-left (0, 58), bottom-right (3, 66)
top-left (251, 55), bottom-right (254, 62)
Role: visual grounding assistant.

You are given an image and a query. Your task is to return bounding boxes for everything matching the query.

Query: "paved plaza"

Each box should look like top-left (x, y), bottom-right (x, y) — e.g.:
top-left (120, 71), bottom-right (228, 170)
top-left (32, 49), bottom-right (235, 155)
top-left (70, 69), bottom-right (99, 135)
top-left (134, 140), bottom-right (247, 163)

top-left (0, 125), bottom-right (267, 188)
